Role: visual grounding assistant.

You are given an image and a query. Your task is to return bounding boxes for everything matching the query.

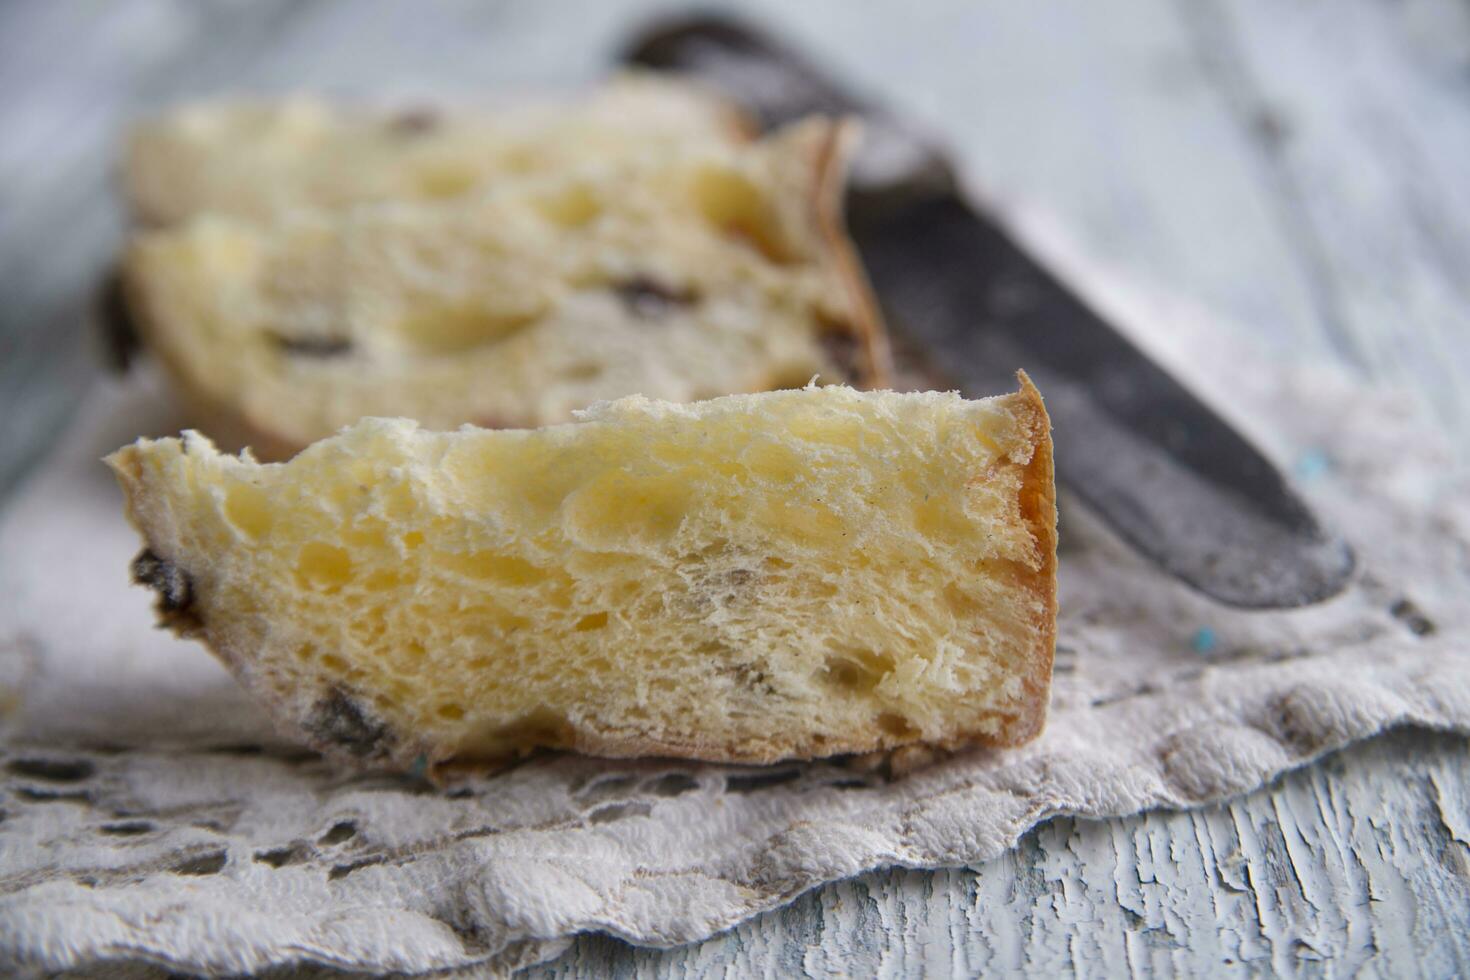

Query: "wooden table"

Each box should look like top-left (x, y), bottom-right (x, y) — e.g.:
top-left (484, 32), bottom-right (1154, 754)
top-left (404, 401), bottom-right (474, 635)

top-left (3, 1), bottom-right (1467, 974)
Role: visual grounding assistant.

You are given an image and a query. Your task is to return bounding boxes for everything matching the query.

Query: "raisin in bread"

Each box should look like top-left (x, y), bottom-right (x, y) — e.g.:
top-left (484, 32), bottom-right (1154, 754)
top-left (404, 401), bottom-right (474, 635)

top-left (120, 118), bottom-right (889, 460)
top-left (107, 380), bottom-right (1057, 778)
top-left (124, 73), bottom-right (752, 226)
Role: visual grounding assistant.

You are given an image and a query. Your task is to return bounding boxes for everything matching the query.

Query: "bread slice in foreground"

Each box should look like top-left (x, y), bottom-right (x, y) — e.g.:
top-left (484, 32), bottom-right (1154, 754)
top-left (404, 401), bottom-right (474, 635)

top-left (107, 380), bottom-right (1056, 778)
top-left (121, 119), bottom-right (889, 460)
top-left (124, 73), bottom-right (752, 226)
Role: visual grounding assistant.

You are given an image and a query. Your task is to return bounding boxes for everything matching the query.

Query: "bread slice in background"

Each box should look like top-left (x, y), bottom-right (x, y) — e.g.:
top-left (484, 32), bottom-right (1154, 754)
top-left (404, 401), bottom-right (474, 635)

top-left (124, 73), bottom-right (753, 227)
top-left (121, 118), bottom-right (889, 459)
top-left (107, 380), bottom-right (1057, 778)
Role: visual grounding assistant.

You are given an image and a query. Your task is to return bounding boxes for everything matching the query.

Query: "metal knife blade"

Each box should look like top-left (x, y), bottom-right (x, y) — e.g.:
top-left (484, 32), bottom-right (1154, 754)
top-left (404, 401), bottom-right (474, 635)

top-left (625, 16), bottom-right (1355, 608)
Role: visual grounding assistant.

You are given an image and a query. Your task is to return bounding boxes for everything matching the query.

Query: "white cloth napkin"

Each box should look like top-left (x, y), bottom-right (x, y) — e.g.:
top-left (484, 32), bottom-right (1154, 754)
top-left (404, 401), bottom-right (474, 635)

top-left (2, 212), bottom-right (1466, 977)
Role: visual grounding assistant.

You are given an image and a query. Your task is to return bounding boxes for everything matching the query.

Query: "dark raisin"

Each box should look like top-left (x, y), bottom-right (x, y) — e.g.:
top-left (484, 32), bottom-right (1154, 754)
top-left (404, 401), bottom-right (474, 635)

top-left (387, 107), bottom-right (440, 137)
top-left (268, 332), bottom-right (353, 358)
top-left (131, 549), bottom-right (201, 630)
top-left (306, 688), bottom-right (394, 759)
top-left (95, 267), bottom-right (139, 372)
top-left (615, 276), bottom-right (696, 319)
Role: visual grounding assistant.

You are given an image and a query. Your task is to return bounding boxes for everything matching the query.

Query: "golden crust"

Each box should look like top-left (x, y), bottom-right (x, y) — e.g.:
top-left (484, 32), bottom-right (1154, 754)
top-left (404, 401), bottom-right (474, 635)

top-left (993, 371), bottom-right (1058, 747)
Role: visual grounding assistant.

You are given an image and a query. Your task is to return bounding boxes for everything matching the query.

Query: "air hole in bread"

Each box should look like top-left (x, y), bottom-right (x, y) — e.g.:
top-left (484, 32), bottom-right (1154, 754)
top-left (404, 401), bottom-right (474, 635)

top-left (574, 611), bottom-right (609, 632)
top-left (689, 166), bottom-right (793, 265)
top-left (438, 551), bottom-right (547, 587)
top-left (413, 162), bottom-right (479, 200)
top-left (823, 649), bottom-right (895, 693)
top-left (562, 362), bottom-right (604, 382)
top-left (534, 183), bottom-right (601, 227)
top-left (943, 584), bottom-right (982, 619)
top-left (878, 712), bottom-right (919, 739)
top-left (564, 471), bottom-right (692, 546)
top-left (296, 543), bottom-right (353, 591)
top-left (393, 306), bottom-right (542, 354)
top-left (223, 483), bottom-right (273, 540)
top-left (362, 568), bottom-right (403, 592)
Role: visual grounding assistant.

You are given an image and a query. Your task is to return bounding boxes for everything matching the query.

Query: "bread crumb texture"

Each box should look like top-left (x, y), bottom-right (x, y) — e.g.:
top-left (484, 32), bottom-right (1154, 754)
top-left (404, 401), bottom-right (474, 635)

top-left (124, 73), bottom-right (751, 225)
top-left (122, 88), bottom-right (883, 456)
top-left (107, 383), bottom-right (1056, 776)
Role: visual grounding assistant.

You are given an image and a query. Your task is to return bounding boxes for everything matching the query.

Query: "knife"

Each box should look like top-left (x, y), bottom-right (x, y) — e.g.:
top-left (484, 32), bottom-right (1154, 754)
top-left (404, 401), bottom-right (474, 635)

top-left (625, 16), bottom-right (1355, 609)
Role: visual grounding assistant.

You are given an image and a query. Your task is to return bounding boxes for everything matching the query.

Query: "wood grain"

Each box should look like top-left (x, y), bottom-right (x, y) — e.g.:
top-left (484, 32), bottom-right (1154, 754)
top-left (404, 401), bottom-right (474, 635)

top-left (1, 0), bottom-right (1466, 975)
top-left (530, 730), bottom-right (1470, 978)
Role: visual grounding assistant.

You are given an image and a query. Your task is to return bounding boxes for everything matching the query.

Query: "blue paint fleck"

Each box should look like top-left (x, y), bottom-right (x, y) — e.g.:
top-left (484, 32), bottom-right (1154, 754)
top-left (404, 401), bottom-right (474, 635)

top-left (409, 754), bottom-right (429, 780)
top-left (1294, 449), bottom-right (1331, 480)
top-left (1191, 627), bottom-right (1218, 654)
